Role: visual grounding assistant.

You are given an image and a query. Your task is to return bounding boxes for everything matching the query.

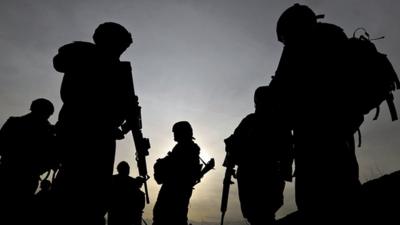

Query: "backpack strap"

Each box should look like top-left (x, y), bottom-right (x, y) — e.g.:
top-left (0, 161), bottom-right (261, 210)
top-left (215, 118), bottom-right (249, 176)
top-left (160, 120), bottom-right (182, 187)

top-left (356, 128), bottom-right (362, 148)
top-left (393, 72), bottom-right (400, 89)
top-left (387, 93), bottom-right (398, 121)
top-left (373, 106), bottom-right (380, 120)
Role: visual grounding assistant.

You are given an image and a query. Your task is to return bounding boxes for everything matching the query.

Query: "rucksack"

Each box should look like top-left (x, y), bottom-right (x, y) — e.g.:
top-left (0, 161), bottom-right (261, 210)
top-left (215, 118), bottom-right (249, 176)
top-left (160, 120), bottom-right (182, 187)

top-left (346, 28), bottom-right (400, 121)
top-left (153, 154), bottom-right (171, 185)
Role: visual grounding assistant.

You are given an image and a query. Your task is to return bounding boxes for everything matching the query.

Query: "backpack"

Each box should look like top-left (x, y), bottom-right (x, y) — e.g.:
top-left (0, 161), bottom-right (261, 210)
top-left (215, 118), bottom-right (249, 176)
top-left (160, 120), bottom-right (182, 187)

top-left (153, 154), bottom-right (172, 185)
top-left (346, 28), bottom-right (400, 121)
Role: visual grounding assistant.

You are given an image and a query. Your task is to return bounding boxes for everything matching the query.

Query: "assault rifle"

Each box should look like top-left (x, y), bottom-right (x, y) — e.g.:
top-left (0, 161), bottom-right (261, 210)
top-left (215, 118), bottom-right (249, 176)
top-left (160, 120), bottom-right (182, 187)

top-left (220, 154), bottom-right (235, 225)
top-left (130, 101), bottom-right (150, 204)
top-left (220, 136), bottom-right (237, 225)
top-left (122, 61), bottom-right (151, 204)
top-left (194, 157), bottom-right (215, 185)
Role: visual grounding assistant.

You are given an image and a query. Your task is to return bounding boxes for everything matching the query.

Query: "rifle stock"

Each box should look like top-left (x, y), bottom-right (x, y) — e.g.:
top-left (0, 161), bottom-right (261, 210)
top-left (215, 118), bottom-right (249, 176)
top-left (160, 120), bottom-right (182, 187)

top-left (193, 158), bottom-right (215, 186)
top-left (200, 158), bottom-right (215, 178)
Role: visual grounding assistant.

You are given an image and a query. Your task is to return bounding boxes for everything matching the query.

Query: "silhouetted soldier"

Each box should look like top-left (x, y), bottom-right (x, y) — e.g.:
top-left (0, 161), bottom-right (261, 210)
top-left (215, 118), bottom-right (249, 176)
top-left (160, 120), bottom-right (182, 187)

top-left (0, 98), bottom-right (55, 225)
top-left (108, 161), bottom-right (145, 225)
top-left (152, 121), bottom-right (202, 225)
top-left (33, 179), bottom-right (53, 225)
top-left (52, 22), bottom-right (138, 225)
top-left (225, 86), bottom-right (293, 225)
top-left (269, 4), bottom-right (363, 223)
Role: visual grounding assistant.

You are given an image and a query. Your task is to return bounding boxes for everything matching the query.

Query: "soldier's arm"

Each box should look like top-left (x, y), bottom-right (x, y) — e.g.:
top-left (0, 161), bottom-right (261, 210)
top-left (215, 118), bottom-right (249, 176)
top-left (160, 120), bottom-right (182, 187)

top-left (0, 118), bottom-right (14, 157)
top-left (225, 114), bottom-right (253, 163)
top-left (269, 46), bottom-right (297, 120)
top-left (119, 61), bottom-right (141, 134)
top-left (280, 129), bottom-right (294, 182)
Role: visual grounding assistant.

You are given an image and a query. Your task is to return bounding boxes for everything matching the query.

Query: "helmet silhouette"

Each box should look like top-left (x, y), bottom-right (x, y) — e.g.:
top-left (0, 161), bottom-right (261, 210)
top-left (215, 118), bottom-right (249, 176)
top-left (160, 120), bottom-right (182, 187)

top-left (93, 22), bottom-right (133, 56)
top-left (30, 98), bottom-right (54, 119)
top-left (172, 121), bottom-right (194, 141)
top-left (276, 4), bottom-right (320, 44)
top-left (254, 86), bottom-right (270, 105)
top-left (117, 161), bottom-right (130, 176)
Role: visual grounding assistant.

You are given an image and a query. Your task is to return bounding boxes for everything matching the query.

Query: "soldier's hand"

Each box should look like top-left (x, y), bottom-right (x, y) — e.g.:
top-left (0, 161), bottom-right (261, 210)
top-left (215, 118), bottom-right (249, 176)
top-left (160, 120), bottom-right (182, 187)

top-left (114, 128), bottom-right (125, 140)
top-left (282, 167), bottom-right (293, 182)
top-left (135, 176), bottom-right (146, 187)
top-left (121, 121), bottom-right (131, 134)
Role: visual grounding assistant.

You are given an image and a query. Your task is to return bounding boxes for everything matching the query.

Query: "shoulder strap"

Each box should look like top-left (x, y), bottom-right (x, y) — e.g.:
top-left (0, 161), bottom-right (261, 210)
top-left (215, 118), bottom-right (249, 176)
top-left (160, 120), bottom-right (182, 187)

top-left (357, 128), bottom-right (362, 148)
top-left (386, 93), bottom-right (398, 121)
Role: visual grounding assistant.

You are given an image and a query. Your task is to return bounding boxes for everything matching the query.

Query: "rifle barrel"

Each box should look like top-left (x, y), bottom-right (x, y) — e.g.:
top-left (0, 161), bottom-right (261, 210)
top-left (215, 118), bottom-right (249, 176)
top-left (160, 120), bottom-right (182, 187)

top-left (131, 130), bottom-right (150, 204)
top-left (220, 211), bottom-right (226, 225)
top-left (143, 180), bottom-right (150, 204)
top-left (220, 166), bottom-right (233, 225)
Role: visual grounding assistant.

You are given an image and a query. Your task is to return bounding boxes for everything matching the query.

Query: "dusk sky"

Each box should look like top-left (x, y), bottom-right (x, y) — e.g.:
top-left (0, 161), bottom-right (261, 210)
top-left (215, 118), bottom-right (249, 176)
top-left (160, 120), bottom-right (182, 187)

top-left (1, 0), bottom-right (400, 223)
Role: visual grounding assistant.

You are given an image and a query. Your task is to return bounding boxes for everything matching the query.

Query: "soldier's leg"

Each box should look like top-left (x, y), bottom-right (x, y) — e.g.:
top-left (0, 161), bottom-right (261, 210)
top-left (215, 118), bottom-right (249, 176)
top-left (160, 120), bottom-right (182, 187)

top-left (53, 134), bottom-right (115, 225)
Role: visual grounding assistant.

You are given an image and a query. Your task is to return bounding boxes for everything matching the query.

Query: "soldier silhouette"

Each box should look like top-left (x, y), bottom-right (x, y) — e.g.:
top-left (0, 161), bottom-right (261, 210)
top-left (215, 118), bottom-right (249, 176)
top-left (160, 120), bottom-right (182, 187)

top-left (269, 4), bottom-right (363, 223)
top-left (0, 98), bottom-right (55, 225)
top-left (33, 179), bottom-right (54, 225)
top-left (108, 161), bottom-right (145, 225)
top-left (52, 22), bottom-right (139, 225)
top-left (225, 86), bottom-right (293, 225)
top-left (152, 121), bottom-right (202, 225)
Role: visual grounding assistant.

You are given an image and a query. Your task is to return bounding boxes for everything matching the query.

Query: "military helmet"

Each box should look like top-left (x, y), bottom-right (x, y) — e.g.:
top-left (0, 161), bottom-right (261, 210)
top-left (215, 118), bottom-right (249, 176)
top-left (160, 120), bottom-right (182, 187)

top-left (117, 161), bottom-right (130, 175)
top-left (172, 121), bottom-right (194, 140)
top-left (93, 22), bottom-right (133, 50)
top-left (276, 4), bottom-right (321, 44)
top-left (254, 85), bottom-right (270, 105)
top-left (30, 98), bottom-right (54, 117)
